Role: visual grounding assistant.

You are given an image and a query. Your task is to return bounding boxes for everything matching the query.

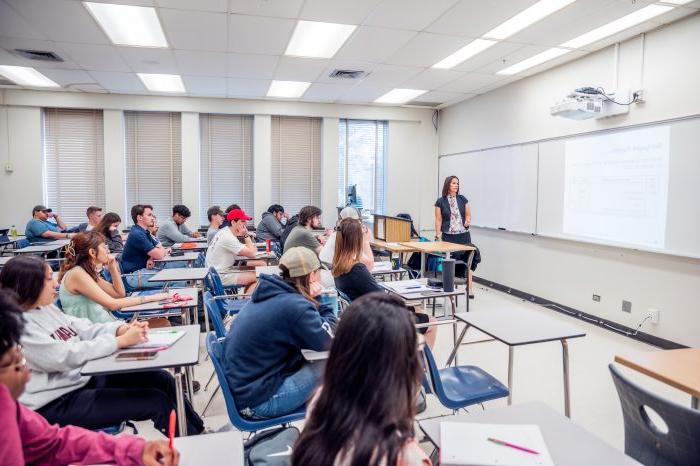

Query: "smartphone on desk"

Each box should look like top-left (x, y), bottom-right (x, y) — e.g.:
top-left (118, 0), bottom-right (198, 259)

top-left (116, 351), bottom-right (158, 361)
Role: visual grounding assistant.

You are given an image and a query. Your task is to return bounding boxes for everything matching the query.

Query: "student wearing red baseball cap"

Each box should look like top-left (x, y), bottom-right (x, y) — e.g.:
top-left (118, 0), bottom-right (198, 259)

top-left (205, 208), bottom-right (261, 293)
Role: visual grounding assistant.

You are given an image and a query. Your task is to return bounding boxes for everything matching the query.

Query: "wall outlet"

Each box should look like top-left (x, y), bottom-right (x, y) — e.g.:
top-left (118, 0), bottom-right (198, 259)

top-left (646, 308), bottom-right (660, 324)
top-left (632, 88), bottom-right (645, 103)
top-left (622, 300), bottom-right (632, 313)
top-left (4, 162), bottom-right (12, 173)
top-left (592, 294), bottom-right (601, 302)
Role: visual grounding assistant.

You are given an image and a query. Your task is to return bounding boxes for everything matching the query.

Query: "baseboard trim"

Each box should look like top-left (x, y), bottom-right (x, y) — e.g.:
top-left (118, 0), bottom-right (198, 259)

top-left (473, 277), bottom-right (686, 350)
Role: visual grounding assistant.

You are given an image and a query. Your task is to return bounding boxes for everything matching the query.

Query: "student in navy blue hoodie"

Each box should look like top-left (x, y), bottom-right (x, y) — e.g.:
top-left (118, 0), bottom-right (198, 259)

top-left (223, 247), bottom-right (337, 419)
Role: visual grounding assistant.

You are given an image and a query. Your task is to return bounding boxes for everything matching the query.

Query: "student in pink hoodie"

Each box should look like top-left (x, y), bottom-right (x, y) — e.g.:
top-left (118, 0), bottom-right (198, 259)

top-left (0, 289), bottom-right (180, 466)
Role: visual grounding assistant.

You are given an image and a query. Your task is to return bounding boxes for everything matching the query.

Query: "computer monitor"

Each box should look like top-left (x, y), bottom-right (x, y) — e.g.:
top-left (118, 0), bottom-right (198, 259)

top-left (346, 184), bottom-right (357, 207)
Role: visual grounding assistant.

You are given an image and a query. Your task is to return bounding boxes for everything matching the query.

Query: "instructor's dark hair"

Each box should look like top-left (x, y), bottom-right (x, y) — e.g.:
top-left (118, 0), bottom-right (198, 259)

top-left (0, 289), bottom-right (24, 355)
top-left (292, 292), bottom-right (421, 466)
top-left (441, 175), bottom-right (460, 197)
top-left (0, 255), bottom-right (48, 309)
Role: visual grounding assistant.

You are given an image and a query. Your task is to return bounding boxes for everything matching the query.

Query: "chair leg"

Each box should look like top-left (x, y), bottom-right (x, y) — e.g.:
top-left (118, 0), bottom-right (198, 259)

top-left (202, 384), bottom-right (220, 416)
top-left (204, 370), bottom-right (217, 391)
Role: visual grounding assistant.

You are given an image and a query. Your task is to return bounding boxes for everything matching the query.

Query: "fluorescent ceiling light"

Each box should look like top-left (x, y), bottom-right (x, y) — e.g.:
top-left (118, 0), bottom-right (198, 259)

top-left (137, 73), bottom-right (185, 93)
top-left (285, 20), bottom-right (357, 58)
top-left (84, 2), bottom-right (168, 47)
top-left (497, 47), bottom-right (570, 75)
top-left (483, 0), bottom-right (577, 40)
top-left (374, 88), bottom-right (427, 104)
top-left (267, 80), bottom-right (311, 98)
top-left (0, 65), bottom-right (59, 87)
top-left (432, 39), bottom-right (498, 69)
top-left (560, 4), bottom-right (673, 49)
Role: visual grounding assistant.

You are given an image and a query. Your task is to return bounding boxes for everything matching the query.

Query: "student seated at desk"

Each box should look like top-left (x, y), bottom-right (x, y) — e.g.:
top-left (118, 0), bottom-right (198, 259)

top-left (95, 212), bottom-right (125, 253)
top-left (283, 206), bottom-right (331, 255)
top-left (0, 290), bottom-right (180, 466)
top-left (220, 203), bottom-right (240, 228)
top-left (223, 247), bottom-right (337, 419)
top-left (25, 205), bottom-right (76, 244)
top-left (66, 206), bottom-right (103, 233)
top-left (293, 293), bottom-right (431, 466)
top-left (319, 207), bottom-right (373, 270)
top-left (0, 256), bottom-right (204, 436)
top-left (205, 205), bottom-right (224, 245)
top-left (256, 204), bottom-right (287, 243)
top-left (57, 234), bottom-right (169, 324)
top-left (156, 205), bottom-right (201, 248)
top-left (205, 208), bottom-right (260, 293)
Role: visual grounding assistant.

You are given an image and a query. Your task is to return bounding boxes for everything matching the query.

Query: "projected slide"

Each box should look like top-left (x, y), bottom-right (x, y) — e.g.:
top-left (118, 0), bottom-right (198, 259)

top-left (563, 125), bottom-right (670, 248)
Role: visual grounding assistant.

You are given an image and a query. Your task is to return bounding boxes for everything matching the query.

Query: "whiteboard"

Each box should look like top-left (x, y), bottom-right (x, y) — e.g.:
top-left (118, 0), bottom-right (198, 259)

top-left (438, 144), bottom-right (538, 234)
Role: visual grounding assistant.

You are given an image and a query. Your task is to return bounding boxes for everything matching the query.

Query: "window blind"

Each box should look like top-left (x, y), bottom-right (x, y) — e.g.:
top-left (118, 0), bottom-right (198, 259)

top-left (124, 111), bottom-right (182, 223)
top-left (43, 108), bottom-right (105, 225)
top-left (199, 114), bottom-right (253, 224)
top-left (271, 116), bottom-right (322, 215)
top-left (338, 119), bottom-right (388, 214)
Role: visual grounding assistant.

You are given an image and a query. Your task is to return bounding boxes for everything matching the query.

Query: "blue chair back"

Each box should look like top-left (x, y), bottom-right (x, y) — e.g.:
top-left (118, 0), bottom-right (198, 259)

top-left (194, 252), bottom-right (206, 268)
top-left (16, 238), bottom-right (30, 249)
top-left (205, 332), bottom-right (306, 432)
top-left (204, 291), bottom-right (227, 338)
top-left (207, 267), bottom-right (226, 296)
top-left (609, 363), bottom-right (700, 466)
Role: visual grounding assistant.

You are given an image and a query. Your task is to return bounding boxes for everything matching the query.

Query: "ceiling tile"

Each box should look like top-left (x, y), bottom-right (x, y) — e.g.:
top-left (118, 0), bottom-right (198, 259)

top-left (174, 50), bottom-right (227, 76)
top-left (160, 9), bottom-right (227, 51)
top-left (7, 0), bottom-right (110, 44)
top-left (303, 82), bottom-right (355, 101)
top-left (452, 41), bottom-right (525, 72)
top-left (401, 68), bottom-right (464, 90)
top-left (228, 53), bottom-right (278, 79)
top-left (300, 0), bottom-right (383, 24)
top-left (155, 0), bottom-right (227, 11)
top-left (513, 49), bottom-right (586, 79)
top-left (38, 68), bottom-right (97, 88)
top-left (335, 26), bottom-right (416, 63)
top-left (439, 72), bottom-right (505, 93)
top-left (274, 56), bottom-right (329, 82)
top-left (0, 1), bottom-right (47, 40)
top-left (361, 63), bottom-right (423, 86)
top-left (89, 71), bottom-right (146, 93)
top-left (0, 37), bottom-right (79, 69)
top-left (412, 89), bottom-right (469, 103)
top-left (316, 60), bottom-right (377, 83)
top-left (117, 47), bottom-right (178, 73)
top-left (474, 44), bottom-right (549, 74)
top-left (229, 0), bottom-right (304, 18)
top-left (227, 78), bottom-right (270, 98)
top-left (58, 43), bottom-right (131, 72)
top-left (363, 0), bottom-right (459, 31)
top-left (182, 75), bottom-right (227, 96)
top-left (340, 82), bottom-right (389, 102)
top-left (228, 15), bottom-right (296, 55)
top-left (86, 0), bottom-right (155, 6)
top-left (426, 0), bottom-right (538, 37)
top-left (385, 32), bottom-right (472, 68)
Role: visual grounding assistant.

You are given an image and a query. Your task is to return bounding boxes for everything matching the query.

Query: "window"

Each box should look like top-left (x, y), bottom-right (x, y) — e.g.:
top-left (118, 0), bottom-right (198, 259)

top-left (338, 119), bottom-right (387, 213)
top-left (43, 108), bottom-right (105, 225)
top-left (124, 111), bottom-right (182, 223)
top-left (271, 116), bottom-right (322, 214)
top-left (199, 114), bottom-right (254, 224)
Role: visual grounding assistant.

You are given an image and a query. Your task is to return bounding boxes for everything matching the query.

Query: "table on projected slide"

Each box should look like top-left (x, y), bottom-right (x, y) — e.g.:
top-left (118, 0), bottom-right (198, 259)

top-left (419, 402), bottom-right (640, 466)
top-left (173, 431), bottom-right (244, 465)
top-left (399, 241), bottom-right (475, 279)
top-left (615, 348), bottom-right (700, 409)
top-left (154, 252), bottom-right (200, 267)
top-left (450, 309), bottom-right (586, 417)
top-left (81, 325), bottom-right (200, 436)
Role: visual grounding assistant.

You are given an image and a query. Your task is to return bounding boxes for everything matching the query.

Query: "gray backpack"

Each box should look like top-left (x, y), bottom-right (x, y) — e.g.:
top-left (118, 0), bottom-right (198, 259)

top-left (245, 426), bottom-right (300, 466)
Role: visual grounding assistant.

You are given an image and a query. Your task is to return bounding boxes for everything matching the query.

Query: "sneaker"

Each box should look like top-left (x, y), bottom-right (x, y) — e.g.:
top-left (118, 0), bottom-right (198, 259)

top-left (182, 379), bottom-right (201, 394)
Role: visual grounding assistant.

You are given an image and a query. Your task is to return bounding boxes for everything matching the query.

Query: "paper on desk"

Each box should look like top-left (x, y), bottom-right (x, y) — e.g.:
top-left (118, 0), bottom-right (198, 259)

top-left (129, 329), bottom-right (186, 349)
top-left (440, 422), bottom-right (553, 466)
top-left (382, 280), bottom-right (433, 293)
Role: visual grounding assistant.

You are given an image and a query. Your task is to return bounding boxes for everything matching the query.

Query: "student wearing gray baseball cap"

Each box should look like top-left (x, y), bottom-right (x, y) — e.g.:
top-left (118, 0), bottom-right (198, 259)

top-left (25, 205), bottom-right (76, 244)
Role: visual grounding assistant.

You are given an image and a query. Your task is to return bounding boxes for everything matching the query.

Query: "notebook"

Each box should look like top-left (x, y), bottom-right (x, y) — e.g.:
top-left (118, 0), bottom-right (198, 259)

top-left (440, 422), bottom-right (554, 466)
top-left (129, 329), bottom-right (186, 349)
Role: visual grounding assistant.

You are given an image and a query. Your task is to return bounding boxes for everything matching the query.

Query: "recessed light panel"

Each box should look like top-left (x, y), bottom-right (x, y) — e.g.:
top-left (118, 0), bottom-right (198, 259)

top-left (374, 88), bottom-right (427, 104)
top-left (497, 48), bottom-right (570, 75)
top-left (0, 65), bottom-right (59, 87)
top-left (137, 73), bottom-right (185, 93)
top-left (84, 2), bottom-right (168, 48)
top-left (267, 80), bottom-right (311, 98)
top-left (432, 39), bottom-right (498, 69)
top-left (285, 21), bottom-right (357, 58)
top-left (483, 0), bottom-right (577, 40)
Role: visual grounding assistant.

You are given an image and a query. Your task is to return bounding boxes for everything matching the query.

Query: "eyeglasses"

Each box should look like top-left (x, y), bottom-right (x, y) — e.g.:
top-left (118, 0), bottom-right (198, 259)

top-left (0, 345), bottom-right (26, 373)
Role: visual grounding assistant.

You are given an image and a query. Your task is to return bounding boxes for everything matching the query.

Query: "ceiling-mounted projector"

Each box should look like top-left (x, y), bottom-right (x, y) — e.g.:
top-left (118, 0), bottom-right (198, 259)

top-left (551, 87), bottom-right (632, 120)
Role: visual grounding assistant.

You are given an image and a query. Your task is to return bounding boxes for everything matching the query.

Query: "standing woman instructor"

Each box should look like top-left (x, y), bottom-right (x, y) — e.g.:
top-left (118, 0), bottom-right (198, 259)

top-left (434, 175), bottom-right (475, 298)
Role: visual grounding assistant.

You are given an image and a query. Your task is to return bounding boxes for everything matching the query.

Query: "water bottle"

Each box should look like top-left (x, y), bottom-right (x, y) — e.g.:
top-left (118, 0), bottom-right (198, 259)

top-left (10, 225), bottom-right (17, 239)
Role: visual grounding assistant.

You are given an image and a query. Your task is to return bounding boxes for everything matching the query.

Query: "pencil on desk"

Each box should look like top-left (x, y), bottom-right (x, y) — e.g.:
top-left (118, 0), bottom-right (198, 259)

top-left (487, 437), bottom-right (540, 455)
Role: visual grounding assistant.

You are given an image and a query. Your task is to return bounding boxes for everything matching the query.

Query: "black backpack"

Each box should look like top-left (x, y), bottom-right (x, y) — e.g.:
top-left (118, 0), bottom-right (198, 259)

top-left (279, 214), bottom-right (299, 250)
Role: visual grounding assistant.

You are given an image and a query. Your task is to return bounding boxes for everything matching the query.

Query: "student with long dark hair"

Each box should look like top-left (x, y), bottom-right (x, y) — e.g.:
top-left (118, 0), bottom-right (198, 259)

top-left (59, 232), bottom-right (168, 323)
top-left (95, 212), bottom-right (124, 253)
top-left (292, 293), bottom-right (431, 466)
top-left (0, 255), bottom-right (204, 436)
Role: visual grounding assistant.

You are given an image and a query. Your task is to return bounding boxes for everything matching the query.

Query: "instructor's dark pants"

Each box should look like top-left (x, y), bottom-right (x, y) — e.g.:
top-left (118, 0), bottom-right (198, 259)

top-left (37, 370), bottom-right (204, 436)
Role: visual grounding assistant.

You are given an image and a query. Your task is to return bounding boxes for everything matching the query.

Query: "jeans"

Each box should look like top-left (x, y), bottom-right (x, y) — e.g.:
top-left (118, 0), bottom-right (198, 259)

top-left (318, 293), bottom-right (340, 317)
top-left (123, 263), bottom-right (187, 291)
top-left (244, 362), bottom-right (324, 419)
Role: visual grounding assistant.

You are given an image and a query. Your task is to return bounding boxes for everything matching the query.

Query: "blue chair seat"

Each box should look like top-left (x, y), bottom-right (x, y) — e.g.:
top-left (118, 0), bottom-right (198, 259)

top-left (95, 421), bottom-right (137, 435)
top-left (432, 365), bottom-right (509, 410)
top-left (220, 298), bottom-right (249, 316)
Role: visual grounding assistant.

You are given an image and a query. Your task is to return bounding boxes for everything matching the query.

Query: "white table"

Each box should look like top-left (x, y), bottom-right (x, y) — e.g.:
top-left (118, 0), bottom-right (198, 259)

top-left (13, 239), bottom-right (69, 256)
top-left (122, 288), bottom-right (200, 325)
top-left (235, 251), bottom-right (277, 263)
top-left (419, 402), bottom-right (640, 466)
top-left (255, 265), bottom-right (281, 277)
top-left (174, 431), bottom-right (244, 465)
top-left (451, 308), bottom-right (586, 417)
top-left (81, 325), bottom-right (200, 436)
top-left (148, 267), bottom-right (210, 283)
top-left (0, 256), bottom-right (12, 267)
top-left (172, 242), bottom-right (208, 252)
top-left (370, 261), bottom-right (406, 280)
top-left (155, 251), bottom-right (200, 266)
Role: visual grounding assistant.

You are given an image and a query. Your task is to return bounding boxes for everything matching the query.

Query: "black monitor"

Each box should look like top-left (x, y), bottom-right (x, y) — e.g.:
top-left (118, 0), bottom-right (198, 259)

top-left (346, 184), bottom-right (358, 207)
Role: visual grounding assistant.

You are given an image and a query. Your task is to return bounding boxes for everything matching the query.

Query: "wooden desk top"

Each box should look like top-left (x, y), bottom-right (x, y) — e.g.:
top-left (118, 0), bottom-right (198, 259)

top-left (370, 239), bottom-right (420, 253)
top-left (614, 348), bottom-right (700, 399)
top-left (400, 241), bottom-right (475, 253)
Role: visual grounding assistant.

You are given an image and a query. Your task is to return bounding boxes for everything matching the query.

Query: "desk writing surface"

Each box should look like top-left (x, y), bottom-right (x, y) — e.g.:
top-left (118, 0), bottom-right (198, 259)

top-left (0, 256), bottom-right (11, 266)
top-left (172, 242), bottom-right (208, 251)
top-left (400, 241), bottom-right (474, 254)
top-left (148, 267), bottom-right (209, 282)
top-left (121, 288), bottom-right (199, 312)
top-left (14, 242), bottom-right (67, 254)
top-left (419, 402), bottom-right (640, 466)
top-left (256, 265), bottom-right (281, 277)
top-left (155, 252), bottom-right (200, 263)
top-left (615, 348), bottom-right (700, 399)
top-left (455, 309), bottom-right (585, 346)
top-left (380, 279), bottom-right (464, 300)
top-left (370, 239), bottom-right (420, 253)
top-left (81, 325), bottom-right (200, 376)
top-left (174, 431), bottom-right (244, 466)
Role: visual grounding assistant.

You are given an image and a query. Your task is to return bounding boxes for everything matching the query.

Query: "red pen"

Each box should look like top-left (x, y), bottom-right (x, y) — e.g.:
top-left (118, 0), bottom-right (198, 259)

top-left (487, 437), bottom-right (539, 455)
top-left (168, 409), bottom-right (176, 451)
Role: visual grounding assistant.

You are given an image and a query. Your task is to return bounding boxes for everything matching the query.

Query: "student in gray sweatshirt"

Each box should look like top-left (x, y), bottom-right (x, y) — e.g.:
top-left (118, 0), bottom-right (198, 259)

top-left (0, 255), bottom-right (204, 436)
top-left (256, 204), bottom-right (287, 242)
top-left (156, 204), bottom-right (201, 247)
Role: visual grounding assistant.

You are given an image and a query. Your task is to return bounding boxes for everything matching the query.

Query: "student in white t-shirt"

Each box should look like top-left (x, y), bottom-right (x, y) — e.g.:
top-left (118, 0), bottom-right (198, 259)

top-left (205, 208), bottom-right (259, 293)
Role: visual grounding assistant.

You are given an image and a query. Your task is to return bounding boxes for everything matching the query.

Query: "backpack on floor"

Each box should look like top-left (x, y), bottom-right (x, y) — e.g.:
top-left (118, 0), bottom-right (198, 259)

top-left (245, 426), bottom-right (300, 466)
top-left (279, 214), bottom-right (299, 251)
